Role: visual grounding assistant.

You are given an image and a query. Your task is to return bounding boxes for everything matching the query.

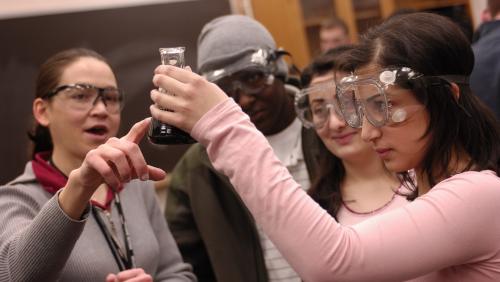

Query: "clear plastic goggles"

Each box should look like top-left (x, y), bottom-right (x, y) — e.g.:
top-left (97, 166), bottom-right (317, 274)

top-left (203, 48), bottom-right (275, 82)
top-left (336, 67), bottom-right (470, 128)
top-left (337, 67), bottom-right (427, 128)
top-left (295, 80), bottom-right (343, 129)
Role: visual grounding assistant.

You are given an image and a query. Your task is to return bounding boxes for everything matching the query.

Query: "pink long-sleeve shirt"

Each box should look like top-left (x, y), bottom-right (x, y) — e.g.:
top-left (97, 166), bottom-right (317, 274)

top-left (191, 99), bottom-right (500, 282)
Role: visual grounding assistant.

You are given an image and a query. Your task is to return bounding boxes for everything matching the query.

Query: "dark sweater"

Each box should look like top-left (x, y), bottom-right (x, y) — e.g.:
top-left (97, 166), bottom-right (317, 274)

top-left (471, 20), bottom-right (500, 119)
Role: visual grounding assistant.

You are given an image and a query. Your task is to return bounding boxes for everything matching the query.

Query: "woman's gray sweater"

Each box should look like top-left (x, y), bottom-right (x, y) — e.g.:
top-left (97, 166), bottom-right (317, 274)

top-left (0, 162), bottom-right (196, 282)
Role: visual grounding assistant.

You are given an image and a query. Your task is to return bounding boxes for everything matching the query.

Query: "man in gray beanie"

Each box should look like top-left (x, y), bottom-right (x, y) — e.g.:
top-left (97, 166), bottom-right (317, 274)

top-left (196, 14), bottom-right (292, 135)
top-left (165, 15), bottom-right (319, 282)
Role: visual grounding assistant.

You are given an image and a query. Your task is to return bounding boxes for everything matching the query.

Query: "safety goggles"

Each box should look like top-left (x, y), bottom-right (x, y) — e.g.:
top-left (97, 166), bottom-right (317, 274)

top-left (202, 48), bottom-right (289, 82)
top-left (336, 67), bottom-right (468, 128)
top-left (295, 80), bottom-right (342, 129)
top-left (214, 68), bottom-right (275, 100)
top-left (45, 83), bottom-right (124, 114)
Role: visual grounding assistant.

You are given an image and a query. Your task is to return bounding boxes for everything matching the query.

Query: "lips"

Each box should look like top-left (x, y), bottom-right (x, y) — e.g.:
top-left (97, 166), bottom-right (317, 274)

top-left (85, 125), bottom-right (108, 135)
top-left (333, 132), bottom-right (356, 139)
top-left (375, 147), bottom-right (392, 158)
top-left (247, 109), bottom-right (267, 122)
top-left (332, 132), bottom-right (356, 145)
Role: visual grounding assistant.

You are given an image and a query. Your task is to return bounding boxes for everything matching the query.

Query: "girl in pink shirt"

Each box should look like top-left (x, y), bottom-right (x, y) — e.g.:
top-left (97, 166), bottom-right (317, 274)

top-left (149, 12), bottom-right (500, 281)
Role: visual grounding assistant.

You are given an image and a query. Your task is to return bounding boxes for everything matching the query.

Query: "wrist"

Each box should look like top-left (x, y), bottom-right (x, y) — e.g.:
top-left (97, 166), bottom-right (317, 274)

top-left (58, 169), bottom-right (95, 219)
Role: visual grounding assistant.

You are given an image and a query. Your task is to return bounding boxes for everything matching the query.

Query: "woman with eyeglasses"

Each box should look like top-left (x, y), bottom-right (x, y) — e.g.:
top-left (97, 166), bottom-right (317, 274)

top-left (296, 46), bottom-right (412, 224)
top-left (149, 12), bottom-right (500, 281)
top-left (0, 48), bottom-right (196, 282)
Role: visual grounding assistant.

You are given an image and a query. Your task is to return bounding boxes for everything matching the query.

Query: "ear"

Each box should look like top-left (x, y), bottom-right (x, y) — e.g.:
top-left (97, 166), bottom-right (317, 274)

top-left (33, 98), bottom-right (50, 127)
top-left (449, 82), bottom-right (460, 101)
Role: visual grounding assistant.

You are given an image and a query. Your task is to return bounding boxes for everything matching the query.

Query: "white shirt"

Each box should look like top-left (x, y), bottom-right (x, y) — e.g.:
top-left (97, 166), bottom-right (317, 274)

top-left (259, 118), bottom-right (310, 281)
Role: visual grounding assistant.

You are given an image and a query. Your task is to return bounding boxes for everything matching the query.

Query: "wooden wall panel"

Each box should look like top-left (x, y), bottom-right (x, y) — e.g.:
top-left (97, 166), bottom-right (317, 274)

top-left (251, 0), bottom-right (311, 68)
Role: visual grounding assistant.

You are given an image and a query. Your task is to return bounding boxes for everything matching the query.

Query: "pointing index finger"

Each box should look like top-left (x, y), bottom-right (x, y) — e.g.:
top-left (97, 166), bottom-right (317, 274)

top-left (121, 118), bottom-right (151, 144)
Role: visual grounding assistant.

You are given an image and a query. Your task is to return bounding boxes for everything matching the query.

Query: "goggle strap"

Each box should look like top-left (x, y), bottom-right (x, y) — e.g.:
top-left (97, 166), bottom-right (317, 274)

top-left (434, 75), bottom-right (473, 117)
top-left (437, 75), bottom-right (469, 85)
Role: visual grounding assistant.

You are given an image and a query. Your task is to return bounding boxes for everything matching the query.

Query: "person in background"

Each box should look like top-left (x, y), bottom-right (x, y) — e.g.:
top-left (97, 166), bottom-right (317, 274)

top-left (150, 12), bottom-right (500, 281)
top-left (0, 48), bottom-right (196, 282)
top-left (165, 15), bottom-right (319, 282)
top-left (297, 45), bottom-right (411, 223)
top-left (470, 0), bottom-right (500, 119)
top-left (319, 17), bottom-right (350, 53)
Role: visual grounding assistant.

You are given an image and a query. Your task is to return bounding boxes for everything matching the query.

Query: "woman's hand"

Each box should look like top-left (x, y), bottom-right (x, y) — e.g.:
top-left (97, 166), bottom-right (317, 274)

top-left (105, 268), bottom-right (152, 282)
top-left (73, 118), bottom-right (165, 189)
top-left (59, 118), bottom-right (166, 219)
top-left (150, 65), bottom-right (228, 133)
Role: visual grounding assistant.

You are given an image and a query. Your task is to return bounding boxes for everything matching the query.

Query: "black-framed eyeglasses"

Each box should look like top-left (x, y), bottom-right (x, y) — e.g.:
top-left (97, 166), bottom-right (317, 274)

top-left (45, 83), bottom-right (124, 114)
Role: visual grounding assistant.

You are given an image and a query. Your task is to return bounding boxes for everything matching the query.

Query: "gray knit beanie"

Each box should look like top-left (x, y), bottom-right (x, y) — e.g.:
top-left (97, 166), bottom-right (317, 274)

top-left (197, 15), bottom-right (288, 81)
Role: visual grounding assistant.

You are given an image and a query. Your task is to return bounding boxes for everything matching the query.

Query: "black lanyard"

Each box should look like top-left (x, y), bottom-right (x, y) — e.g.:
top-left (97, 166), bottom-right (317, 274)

top-left (92, 193), bottom-right (136, 271)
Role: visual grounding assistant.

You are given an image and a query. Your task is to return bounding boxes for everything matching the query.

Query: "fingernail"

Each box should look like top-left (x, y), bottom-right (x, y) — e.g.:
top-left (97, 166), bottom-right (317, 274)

top-left (141, 173), bottom-right (149, 181)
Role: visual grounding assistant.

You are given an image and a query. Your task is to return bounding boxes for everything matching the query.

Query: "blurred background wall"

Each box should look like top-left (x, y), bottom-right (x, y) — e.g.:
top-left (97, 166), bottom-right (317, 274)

top-left (247, 0), bottom-right (483, 62)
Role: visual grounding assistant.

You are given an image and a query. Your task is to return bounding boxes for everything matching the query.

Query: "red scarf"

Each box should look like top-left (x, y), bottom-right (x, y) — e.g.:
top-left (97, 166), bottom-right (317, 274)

top-left (31, 152), bottom-right (117, 210)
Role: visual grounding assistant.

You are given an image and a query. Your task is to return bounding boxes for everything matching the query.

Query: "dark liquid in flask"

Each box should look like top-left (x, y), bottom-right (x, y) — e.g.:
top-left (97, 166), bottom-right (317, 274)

top-left (148, 47), bottom-right (196, 144)
top-left (148, 118), bottom-right (195, 144)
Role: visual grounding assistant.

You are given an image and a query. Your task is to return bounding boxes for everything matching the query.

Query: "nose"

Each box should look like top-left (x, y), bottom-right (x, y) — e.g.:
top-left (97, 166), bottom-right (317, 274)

top-left (90, 96), bottom-right (109, 115)
top-left (360, 115), bottom-right (381, 142)
top-left (325, 109), bottom-right (346, 131)
top-left (236, 89), bottom-right (257, 109)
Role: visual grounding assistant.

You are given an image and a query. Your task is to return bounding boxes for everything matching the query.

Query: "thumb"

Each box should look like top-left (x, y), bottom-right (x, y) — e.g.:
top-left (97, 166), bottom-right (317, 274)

top-left (121, 118), bottom-right (151, 144)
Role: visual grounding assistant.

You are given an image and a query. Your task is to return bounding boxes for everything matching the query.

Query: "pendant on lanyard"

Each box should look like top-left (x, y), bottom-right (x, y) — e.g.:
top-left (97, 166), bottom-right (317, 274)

top-left (92, 192), bottom-right (135, 271)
